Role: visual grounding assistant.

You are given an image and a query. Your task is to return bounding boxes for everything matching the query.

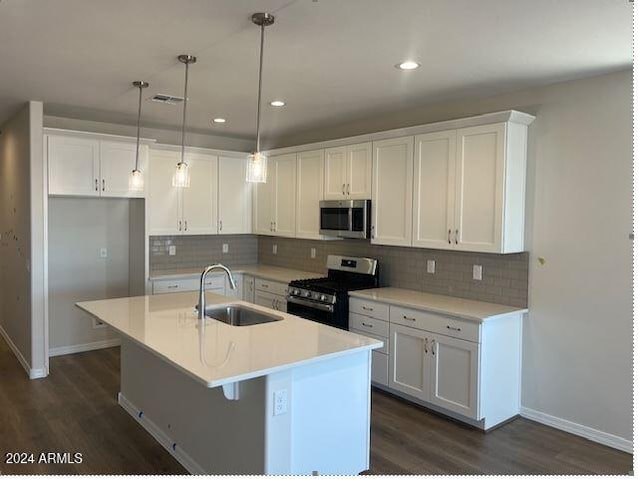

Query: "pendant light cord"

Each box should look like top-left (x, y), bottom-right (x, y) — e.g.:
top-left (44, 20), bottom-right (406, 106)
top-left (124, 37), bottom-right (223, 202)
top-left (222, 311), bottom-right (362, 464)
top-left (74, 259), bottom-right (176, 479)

top-left (180, 60), bottom-right (190, 164)
top-left (135, 84), bottom-right (143, 171)
top-left (255, 23), bottom-right (265, 153)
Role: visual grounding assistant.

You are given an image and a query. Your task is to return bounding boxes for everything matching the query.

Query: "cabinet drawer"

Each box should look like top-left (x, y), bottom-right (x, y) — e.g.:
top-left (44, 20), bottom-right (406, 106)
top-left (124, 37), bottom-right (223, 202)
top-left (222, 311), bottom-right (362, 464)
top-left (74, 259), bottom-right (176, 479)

top-left (349, 298), bottom-right (390, 321)
top-left (349, 328), bottom-right (388, 354)
top-left (152, 276), bottom-right (225, 295)
top-left (372, 351), bottom-right (389, 386)
top-left (390, 306), bottom-right (480, 343)
top-left (349, 313), bottom-right (389, 338)
top-left (254, 278), bottom-right (288, 296)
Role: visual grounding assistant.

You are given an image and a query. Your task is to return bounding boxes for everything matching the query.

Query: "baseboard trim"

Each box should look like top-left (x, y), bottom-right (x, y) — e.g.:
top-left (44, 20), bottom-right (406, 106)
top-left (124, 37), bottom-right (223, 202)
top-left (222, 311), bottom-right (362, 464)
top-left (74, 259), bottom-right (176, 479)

top-left (0, 323), bottom-right (39, 378)
top-left (520, 407), bottom-right (632, 454)
top-left (49, 338), bottom-right (121, 357)
top-left (118, 392), bottom-right (205, 474)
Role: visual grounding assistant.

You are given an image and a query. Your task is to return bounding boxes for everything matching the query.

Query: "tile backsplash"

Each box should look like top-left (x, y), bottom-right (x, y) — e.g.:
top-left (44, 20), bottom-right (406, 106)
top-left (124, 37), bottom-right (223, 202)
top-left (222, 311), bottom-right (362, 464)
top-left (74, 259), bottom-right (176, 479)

top-left (150, 235), bottom-right (258, 274)
top-left (149, 234), bottom-right (529, 307)
top-left (258, 236), bottom-right (529, 307)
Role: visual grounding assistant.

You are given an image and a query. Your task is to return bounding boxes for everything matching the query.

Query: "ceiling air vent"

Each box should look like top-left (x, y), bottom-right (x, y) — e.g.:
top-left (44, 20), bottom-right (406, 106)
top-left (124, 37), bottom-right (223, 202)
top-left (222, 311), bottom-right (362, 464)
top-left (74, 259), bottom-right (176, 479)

top-left (150, 94), bottom-right (184, 105)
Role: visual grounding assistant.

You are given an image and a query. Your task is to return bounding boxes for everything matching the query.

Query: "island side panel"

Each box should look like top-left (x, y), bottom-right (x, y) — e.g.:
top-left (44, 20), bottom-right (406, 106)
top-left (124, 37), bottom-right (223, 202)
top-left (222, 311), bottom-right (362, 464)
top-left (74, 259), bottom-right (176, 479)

top-left (281, 349), bottom-right (372, 475)
top-left (119, 339), bottom-right (267, 474)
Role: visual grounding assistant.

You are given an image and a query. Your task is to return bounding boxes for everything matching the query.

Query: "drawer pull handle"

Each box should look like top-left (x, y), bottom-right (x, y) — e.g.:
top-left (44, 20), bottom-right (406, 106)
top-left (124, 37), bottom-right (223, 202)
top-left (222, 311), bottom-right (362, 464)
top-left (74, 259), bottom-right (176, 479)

top-left (403, 315), bottom-right (416, 321)
top-left (261, 284), bottom-right (269, 288)
top-left (168, 285), bottom-right (178, 289)
top-left (361, 306), bottom-right (373, 311)
top-left (361, 322), bottom-right (373, 328)
top-left (431, 338), bottom-right (435, 355)
top-left (446, 325), bottom-right (462, 332)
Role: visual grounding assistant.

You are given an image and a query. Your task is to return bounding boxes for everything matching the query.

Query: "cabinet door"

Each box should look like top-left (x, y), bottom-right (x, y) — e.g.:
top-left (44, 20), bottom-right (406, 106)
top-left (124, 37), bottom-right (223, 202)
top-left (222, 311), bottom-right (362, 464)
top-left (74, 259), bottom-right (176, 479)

top-left (429, 333), bottom-right (479, 419)
top-left (296, 149), bottom-right (324, 239)
top-left (454, 123), bottom-right (506, 252)
top-left (412, 131), bottom-right (456, 249)
top-left (253, 160), bottom-right (275, 235)
top-left (254, 290), bottom-right (278, 310)
top-left (243, 276), bottom-right (255, 303)
top-left (147, 149), bottom-right (181, 235)
top-left (48, 135), bottom-right (100, 196)
top-left (273, 153), bottom-right (297, 237)
top-left (100, 141), bottom-right (145, 198)
top-left (324, 146), bottom-right (347, 199)
top-left (371, 136), bottom-right (414, 246)
top-left (345, 142), bottom-right (372, 199)
top-left (218, 156), bottom-right (251, 234)
top-left (389, 323), bottom-right (430, 401)
top-left (181, 153), bottom-right (217, 235)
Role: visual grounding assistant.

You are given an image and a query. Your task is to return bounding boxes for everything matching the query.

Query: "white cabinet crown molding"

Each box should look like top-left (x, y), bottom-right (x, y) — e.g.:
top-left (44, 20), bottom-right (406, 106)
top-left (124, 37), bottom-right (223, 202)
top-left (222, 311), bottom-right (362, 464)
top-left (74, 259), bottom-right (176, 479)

top-left (151, 142), bottom-right (248, 158)
top-left (44, 127), bottom-right (156, 145)
top-left (263, 110), bottom-right (535, 157)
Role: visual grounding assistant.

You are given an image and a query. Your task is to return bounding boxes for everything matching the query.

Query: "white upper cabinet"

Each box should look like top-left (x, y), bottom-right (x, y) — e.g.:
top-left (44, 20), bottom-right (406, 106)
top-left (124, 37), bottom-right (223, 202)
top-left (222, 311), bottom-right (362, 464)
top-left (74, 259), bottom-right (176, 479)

top-left (47, 134), bottom-right (148, 198)
top-left (324, 142), bottom-right (372, 200)
top-left (296, 149), bottom-right (324, 239)
top-left (218, 155), bottom-right (252, 234)
top-left (181, 152), bottom-right (217, 235)
top-left (412, 131), bottom-right (456, 249)
top-left (147, 149), bottom-right (182, 235)
top-left (99, 141), bottom-right (147, 198)
top-left (371, 136), bottom-right (414, 246)
top-left (253, 153), bottom-right (297, 237)
top-left (453, 123), bottom-right (506, 253)
top-left (273, 153), bottom-right (297, 237)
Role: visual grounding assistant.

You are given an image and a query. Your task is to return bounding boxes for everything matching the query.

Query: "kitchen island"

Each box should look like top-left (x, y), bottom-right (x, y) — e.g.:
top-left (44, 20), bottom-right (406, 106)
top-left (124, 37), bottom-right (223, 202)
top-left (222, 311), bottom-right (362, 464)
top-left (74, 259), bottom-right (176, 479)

top-left (76, 291), bottom-right (381, 475)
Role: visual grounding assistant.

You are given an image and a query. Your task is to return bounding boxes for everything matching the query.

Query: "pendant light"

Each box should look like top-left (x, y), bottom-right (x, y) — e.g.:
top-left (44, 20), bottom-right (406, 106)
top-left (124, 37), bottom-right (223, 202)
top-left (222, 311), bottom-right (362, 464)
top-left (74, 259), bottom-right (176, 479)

top-left (173, 54), bottom-right (197, 187)
top-left (129, 80), bottom-right (149, 191)
top-left (246, 12), bottom-right (275, 183)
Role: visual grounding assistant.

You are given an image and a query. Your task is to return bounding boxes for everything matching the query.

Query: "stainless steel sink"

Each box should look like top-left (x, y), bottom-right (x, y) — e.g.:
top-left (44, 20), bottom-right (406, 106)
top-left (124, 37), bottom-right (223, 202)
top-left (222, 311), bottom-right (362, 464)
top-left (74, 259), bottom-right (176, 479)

top-left (204, 304), bottom-right (283, 326)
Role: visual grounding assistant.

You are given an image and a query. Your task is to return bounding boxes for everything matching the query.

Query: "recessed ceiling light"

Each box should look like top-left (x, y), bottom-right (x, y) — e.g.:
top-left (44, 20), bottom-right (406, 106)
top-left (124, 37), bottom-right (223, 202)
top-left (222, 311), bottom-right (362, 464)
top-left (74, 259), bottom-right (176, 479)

top-left (212, 118), bottom-right (226, 124)
top-left (270, 100), bottom-right (286, 107)
top-left (395, 61), bottom-right (421, 71)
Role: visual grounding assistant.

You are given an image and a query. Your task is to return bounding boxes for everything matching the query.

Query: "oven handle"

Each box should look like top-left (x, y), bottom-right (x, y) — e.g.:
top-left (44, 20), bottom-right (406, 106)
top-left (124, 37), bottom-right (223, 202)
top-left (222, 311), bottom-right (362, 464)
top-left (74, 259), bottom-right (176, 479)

top-left (286, 296), bottom-right (335, 313)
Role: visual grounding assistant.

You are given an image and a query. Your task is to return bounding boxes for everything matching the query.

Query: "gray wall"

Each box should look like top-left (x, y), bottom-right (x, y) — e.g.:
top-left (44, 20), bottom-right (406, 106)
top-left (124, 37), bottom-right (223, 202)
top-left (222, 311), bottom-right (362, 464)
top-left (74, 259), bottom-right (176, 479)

top-left (149, 235), bottom-right (258, 275)
top-left (274, 70), bottom-right (633, 444)
top-left (258, 237), bottom-right (528, 308)
top-left (48, 198), bottom-right (132, 350)
top-left (44, 115), bottom-right (253, 152)
top-left (0, 101), bottom-right (45, 376)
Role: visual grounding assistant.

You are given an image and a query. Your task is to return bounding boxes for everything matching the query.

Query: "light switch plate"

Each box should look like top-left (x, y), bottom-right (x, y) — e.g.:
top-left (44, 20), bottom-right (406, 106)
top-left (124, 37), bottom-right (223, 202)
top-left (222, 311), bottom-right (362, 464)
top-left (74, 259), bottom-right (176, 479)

top-left (222, 243), bottom-right (229, 254)
top-left (473, 265), bottom-right (483, 281)
top-left (272, 244), bottom-right (278, 255)
top-left (310, 248), bottom-right (316, 259)
top-left (99, 248), bottom-right (108, 258)
top-left (168, 245), bottom-right (176, 256)
top-left (426, 259), bottom-right (436, 274)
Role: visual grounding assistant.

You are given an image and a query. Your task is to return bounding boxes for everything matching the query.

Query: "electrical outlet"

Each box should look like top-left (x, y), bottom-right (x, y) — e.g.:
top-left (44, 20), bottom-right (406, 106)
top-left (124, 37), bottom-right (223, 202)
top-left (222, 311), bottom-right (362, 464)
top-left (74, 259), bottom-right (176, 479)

top-left (273, 389), bottom-right (288, 416)
top-left (168, 245), bottom-right (176, 256)
top-left (310, 247), bottom-right (316, 259)
top-left (272, 244), bottom-right (278, 255)
top-left (222, 243), bottom-right (229, 254)
top-left (426, 259), bottom-right (436, 274)
top-left (473, 264), bottom-right (483, 281)
top-left (99, 248), bottom-right (108, 258)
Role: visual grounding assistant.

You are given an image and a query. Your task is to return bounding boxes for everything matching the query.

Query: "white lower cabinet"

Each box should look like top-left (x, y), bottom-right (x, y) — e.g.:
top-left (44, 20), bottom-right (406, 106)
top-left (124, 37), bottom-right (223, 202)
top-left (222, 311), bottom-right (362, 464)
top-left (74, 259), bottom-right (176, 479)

top-left (243, 276), bottom-right (255, 302)
top-left (389, 323), bottom-right (430, 401)
top-left (254, 290), bottom-right (286, 312)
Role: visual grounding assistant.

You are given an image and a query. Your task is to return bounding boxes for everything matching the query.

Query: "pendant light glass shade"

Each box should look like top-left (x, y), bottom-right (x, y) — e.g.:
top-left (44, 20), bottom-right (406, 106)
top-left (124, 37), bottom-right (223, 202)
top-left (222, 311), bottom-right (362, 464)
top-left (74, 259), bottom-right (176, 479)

top-left (129, 80), bottom-right (149, 191)
top-left (247, 13), bottom-right (275, 183)
top-left (246, 152), bottom-right (267, 183)
top-left (174, 54), bottom-right (196, 188)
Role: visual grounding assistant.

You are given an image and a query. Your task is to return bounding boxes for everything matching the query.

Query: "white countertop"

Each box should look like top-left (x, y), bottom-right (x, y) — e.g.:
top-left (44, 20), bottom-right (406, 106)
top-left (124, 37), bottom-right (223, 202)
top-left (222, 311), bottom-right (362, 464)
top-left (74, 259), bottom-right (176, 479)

top-left (76, 292), bottom-right (381, 388)
top-left (149, 264), bottom-right (323, 284)
top-left (349, 287), bottom-right (527, 322)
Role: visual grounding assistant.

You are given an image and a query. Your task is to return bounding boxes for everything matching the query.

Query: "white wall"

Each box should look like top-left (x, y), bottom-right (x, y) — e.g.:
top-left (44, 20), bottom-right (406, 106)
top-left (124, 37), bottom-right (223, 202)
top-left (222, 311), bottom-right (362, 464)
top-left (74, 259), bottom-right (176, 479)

top-left (44, 115), bottom-right (253, 153)
top-left (0, 101), bottom-right (46, 378)
top-left (276, 71), bottom-right (633, 446)
top-left (48, 197), bottom-right (132, 352)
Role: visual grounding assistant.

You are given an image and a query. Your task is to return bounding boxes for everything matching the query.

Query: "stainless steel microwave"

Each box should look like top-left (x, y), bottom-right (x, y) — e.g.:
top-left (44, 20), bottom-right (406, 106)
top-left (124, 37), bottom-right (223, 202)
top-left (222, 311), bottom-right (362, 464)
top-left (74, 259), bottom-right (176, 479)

top-left (319, 200), bottom-right (371, 239)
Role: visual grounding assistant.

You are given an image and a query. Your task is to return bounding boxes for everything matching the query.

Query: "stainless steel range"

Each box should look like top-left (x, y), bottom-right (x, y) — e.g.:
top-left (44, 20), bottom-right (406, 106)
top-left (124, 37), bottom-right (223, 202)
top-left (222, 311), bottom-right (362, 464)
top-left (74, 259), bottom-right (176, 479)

top-left (286, 255), bottom-right (379, 330)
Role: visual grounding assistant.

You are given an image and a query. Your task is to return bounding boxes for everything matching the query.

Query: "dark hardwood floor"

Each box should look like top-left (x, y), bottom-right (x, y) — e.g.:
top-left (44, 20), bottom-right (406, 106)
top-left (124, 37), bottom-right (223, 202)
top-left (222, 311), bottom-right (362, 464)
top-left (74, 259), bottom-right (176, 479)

top-left (0, 338), bottom-right (632, 475)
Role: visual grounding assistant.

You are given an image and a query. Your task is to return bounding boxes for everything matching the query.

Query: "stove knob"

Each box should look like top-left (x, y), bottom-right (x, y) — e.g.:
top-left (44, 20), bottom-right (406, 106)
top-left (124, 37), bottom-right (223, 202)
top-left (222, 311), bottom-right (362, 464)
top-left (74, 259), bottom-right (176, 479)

top-left (304, 291), bottom-right (311, 297)
top-left (312, 293), bottom-right (320, 300)
top-left (293, 289), bottom-right (300, 295)
top-left (320, 294), bottom-right (327, 302)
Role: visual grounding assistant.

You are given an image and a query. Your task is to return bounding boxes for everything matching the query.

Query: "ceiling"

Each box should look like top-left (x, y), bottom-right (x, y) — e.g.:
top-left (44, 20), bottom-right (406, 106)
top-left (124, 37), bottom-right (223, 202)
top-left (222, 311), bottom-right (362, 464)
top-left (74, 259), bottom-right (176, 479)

top-left (0, 0), bottom-right (632, 145)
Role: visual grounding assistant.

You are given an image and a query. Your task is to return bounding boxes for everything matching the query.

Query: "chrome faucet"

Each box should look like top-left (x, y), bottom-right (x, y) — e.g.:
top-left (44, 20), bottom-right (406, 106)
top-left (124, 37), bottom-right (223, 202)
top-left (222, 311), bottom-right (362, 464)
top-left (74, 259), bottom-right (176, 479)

top-left (198, 264), bottom-right (237, 320)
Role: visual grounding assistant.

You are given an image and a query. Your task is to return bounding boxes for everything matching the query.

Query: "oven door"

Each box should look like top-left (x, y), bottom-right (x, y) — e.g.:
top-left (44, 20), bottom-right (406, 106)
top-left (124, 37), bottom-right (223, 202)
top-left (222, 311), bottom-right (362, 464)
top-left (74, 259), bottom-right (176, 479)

top-left (286, 296), bottom-right (344, 329)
